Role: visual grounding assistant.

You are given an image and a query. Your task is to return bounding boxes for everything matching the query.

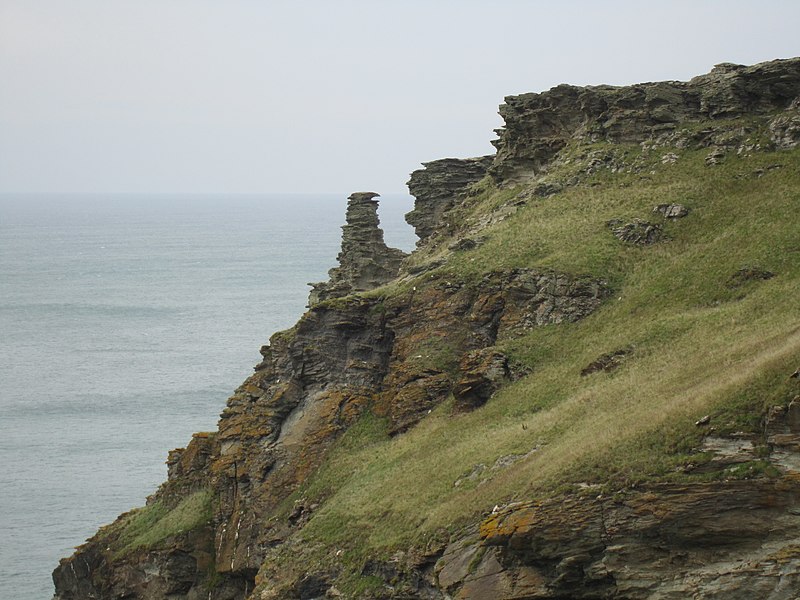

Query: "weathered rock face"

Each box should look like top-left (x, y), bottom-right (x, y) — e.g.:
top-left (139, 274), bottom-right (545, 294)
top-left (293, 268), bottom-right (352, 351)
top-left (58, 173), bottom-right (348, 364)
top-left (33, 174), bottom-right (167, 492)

top-left (490, 57), bottom-right (800, 182)
top-left (436, 402), bottom-right (800, 600)
top-left (308, 192), bottom-right (407, 305)
top-left (405, 156), bottom-right (493, 244)
top-left (769, 96), bottom-right (800, 149)
top-left (435, 478), bottom-right (800, 600)
top-left (376, 269), bottom-right (610, 434)
top-left (452, 348), bottom-right (510, 411)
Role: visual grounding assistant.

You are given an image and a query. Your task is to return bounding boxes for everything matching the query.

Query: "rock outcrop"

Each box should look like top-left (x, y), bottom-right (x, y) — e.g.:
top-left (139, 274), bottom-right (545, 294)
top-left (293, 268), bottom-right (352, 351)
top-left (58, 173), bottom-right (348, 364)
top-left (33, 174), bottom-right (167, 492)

top-left (437, 478), bottom-right (800, 599)
top-left (405, 156), bottom-right (493, 244)
top-left (769, 97), bottom-right (800, 149)
top-left (490, 57), bottom-right (800, 183)
top-left (437, 400), bottom-right (800, 599)
top-left (607, 218), bottom-right (663, 245)
top-left (376, 269), bottom-right (609, 434)
top-left (308, 192), bottom-right (407, 306)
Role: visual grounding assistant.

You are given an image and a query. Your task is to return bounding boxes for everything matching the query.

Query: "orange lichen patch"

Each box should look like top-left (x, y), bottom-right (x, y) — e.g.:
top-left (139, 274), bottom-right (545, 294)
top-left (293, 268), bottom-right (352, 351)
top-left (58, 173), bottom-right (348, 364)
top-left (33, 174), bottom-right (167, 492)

top-left (766, 544), bottom-right (800, 565)
top-left (479, 503), bottom-right (539, 544)
top-left (376, 366), bottom-right (451, 434)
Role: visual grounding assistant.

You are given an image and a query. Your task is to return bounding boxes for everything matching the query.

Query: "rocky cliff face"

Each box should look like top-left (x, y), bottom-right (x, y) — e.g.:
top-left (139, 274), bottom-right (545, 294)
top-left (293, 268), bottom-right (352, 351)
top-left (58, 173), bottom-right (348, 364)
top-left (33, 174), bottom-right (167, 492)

top-left (491, 58), bottom-right (800, 183)
top-left (54, 58), bottom-right (800, 600)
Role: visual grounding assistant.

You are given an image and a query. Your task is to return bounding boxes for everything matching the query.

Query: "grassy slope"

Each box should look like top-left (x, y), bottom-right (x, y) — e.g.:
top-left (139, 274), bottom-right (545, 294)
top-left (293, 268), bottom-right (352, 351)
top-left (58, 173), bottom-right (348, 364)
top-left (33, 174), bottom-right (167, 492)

top-left (105, 489), bottom-right (213, 558)
top-left (277, 142), bottom-right (800, 581)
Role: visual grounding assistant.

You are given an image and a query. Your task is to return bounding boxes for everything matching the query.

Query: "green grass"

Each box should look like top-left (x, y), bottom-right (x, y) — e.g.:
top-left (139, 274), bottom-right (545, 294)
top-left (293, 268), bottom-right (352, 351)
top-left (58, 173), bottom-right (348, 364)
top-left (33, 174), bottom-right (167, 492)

top-left (260, 142), bottom-right (800, 579)
top-left (111, 489), bottom-right (213, 557)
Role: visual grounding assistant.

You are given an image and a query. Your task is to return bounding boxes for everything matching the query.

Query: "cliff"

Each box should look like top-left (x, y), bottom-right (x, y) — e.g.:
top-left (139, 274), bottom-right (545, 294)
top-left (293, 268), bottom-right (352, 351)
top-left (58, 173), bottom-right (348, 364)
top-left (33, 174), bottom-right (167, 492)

top-left (54, 58), bottom-right (800, 599)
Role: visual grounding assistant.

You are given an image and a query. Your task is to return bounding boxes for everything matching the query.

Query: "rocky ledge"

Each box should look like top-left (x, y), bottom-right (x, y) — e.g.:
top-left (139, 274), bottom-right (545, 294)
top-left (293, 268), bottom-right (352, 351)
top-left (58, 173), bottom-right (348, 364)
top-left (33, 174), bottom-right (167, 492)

top-left (491, 57), bottom-right (800, 182)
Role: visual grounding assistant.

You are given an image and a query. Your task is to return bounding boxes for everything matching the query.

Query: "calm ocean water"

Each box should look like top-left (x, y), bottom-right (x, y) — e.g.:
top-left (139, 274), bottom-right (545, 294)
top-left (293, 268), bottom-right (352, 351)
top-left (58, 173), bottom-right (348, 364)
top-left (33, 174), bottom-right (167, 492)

top-left (0, 193), bottom-right (416, 600)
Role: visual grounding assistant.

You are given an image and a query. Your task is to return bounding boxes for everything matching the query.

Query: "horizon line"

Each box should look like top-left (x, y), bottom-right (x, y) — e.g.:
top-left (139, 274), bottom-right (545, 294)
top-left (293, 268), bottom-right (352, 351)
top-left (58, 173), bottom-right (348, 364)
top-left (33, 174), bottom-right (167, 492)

top-left (0, 190), bottom-right (411, 196)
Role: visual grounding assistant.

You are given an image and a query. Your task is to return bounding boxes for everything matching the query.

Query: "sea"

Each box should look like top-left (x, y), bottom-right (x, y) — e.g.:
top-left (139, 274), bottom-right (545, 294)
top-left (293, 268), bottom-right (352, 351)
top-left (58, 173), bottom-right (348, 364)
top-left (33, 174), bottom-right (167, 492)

top-left (0, 193), bottom-right (416, 600)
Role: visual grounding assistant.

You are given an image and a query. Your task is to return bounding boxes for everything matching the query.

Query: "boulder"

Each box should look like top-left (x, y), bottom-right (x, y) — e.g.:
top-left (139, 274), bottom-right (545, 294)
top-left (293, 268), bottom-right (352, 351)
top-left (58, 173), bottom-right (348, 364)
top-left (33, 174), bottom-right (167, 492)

top-left (607, 218), bottom-right (663, 245)
top-left (653, 203), bottom-right (689, 218)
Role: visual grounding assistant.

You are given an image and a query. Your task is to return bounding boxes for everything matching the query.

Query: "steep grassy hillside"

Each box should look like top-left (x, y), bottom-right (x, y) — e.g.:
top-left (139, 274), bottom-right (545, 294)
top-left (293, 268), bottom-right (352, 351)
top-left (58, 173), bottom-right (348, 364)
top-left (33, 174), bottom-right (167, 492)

top-left (260, 141), bottom-right (800, 594)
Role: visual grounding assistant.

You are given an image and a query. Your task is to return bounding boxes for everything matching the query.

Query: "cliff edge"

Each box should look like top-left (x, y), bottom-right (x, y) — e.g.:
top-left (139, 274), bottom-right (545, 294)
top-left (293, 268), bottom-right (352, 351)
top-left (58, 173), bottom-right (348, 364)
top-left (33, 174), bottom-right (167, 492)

top-left (54, 58), bottom-right (800, 600)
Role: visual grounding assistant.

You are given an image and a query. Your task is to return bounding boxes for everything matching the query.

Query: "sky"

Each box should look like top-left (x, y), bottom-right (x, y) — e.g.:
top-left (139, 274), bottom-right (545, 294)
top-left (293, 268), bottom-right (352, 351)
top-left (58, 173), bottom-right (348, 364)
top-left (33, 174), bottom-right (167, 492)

top-left (1, 1), bottom-right (799, 194)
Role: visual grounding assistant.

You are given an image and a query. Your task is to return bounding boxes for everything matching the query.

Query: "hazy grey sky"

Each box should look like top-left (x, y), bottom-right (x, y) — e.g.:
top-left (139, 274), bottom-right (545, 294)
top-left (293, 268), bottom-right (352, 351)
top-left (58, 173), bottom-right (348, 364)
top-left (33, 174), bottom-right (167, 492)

top-left (1, 1), bottom-right (798, 194)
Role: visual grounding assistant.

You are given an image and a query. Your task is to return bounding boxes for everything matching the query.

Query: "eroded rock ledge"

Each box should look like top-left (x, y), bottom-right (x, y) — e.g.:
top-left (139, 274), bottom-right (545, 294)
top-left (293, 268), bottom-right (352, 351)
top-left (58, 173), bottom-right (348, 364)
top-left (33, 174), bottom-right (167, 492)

top-left (491, 57), bottom-right (800, 182)
top-left (308, 192), bottom-right (407, 306)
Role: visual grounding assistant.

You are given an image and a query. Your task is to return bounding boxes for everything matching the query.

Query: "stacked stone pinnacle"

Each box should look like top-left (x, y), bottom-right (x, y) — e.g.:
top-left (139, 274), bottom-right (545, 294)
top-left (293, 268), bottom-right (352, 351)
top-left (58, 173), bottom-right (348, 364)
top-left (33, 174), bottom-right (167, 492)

top-left (308, 192), bottom-right (407, 306)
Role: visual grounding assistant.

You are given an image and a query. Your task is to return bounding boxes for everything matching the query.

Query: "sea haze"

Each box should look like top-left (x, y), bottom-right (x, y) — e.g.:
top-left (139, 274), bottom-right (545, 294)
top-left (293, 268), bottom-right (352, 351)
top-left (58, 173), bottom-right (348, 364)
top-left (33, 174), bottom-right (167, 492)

top-left (0, 193), bottom-right (416, 600)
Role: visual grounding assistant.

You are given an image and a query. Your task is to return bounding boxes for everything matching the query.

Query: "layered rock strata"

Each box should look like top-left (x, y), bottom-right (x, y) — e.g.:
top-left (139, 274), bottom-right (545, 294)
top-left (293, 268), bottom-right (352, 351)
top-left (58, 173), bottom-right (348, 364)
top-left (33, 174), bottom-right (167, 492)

top-left (490, 57), bottom-right (800, 182)
top-left (308, 192), bottom-right (407, 306)
top-left (437, 477), bottom-right (800, 599)
top-left (405, 156), bottom-right (493, 244)
top-left (436, 402), bottom-right (800, 599)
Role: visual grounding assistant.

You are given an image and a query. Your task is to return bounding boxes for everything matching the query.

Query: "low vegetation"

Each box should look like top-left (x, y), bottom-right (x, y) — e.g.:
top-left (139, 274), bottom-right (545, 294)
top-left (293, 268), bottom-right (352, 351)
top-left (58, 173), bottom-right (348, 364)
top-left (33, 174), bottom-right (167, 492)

top-left (271, 141), bottom-right (800, 578)
top-left (109, 489), bottom-right (213, 557)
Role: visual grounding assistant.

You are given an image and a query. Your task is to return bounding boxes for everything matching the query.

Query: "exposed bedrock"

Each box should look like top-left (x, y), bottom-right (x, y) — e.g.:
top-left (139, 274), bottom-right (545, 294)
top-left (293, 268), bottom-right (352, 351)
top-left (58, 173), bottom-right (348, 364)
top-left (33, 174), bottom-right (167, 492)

top-left (490, 57), bottom-right (800, 182)
top-left (376, 269), bottom-right (609, 434)
top-left (436, 477), bottom-right (800, 600)
top-left (308, 192), bottom-right (407, 306)
top-left (405, 156), bottom-right (493, 244)
top-left (435, 402), bottom-right (800, 599)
